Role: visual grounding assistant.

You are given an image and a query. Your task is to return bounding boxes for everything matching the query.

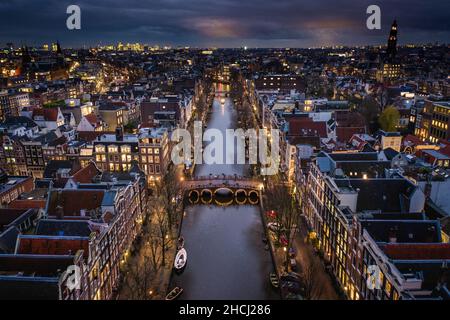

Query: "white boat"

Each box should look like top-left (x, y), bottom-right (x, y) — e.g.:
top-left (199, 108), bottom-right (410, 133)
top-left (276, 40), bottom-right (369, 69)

top-left (174, 248), bottom-right (187, 270)
top-left (165, 287), bottom-right (183, 300)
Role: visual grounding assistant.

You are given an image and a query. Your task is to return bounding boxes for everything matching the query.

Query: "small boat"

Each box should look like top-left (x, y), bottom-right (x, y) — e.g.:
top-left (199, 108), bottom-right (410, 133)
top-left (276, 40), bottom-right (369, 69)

top-left (165, 287), bottom-right (183, 300)
top-left (270, 272), bottom-right (279, 288)
top-left (174, 248), bottom-right (187, 270)
top-left (177, 236), bottom-right (185, 250)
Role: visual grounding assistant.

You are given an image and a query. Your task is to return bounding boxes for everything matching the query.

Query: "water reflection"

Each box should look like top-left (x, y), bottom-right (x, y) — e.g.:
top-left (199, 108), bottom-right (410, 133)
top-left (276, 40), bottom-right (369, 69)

top-left (170, 87), bottom-right (278, 300)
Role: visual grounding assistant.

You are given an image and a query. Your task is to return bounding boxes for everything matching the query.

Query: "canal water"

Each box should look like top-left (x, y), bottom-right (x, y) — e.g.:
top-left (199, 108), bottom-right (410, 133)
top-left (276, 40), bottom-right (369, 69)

top-left (169, 88), bottom-right (279, 300)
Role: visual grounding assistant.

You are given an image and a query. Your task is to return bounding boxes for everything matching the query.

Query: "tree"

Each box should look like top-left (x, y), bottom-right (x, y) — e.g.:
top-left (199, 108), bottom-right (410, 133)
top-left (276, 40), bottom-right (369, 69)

top-left (122, 253), bottom-right (157, 300)
top-left (153, 166), bottom-right (184, 229)
top-left (265, 175), bottom-right (301, 272)
top-left (359, 97), bottom-right (380, 133)
top-left (301, 256), bottom-right (325, 300)
top-left (153, 204), bottom-right (173, 267)
top-left (379, 106), bottom-right (400, 132)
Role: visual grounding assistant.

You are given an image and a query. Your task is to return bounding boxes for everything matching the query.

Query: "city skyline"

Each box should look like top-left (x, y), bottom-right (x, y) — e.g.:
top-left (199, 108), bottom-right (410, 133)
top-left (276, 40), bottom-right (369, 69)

top-left (1, 0), bottom-right (449, 48)
top-left (0, 0), bottom-right (449, 304)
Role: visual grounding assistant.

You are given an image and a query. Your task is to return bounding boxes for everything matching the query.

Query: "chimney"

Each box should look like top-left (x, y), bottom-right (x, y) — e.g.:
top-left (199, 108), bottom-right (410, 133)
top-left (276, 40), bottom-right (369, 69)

top-left (115, 126), bottom-right (124, 141)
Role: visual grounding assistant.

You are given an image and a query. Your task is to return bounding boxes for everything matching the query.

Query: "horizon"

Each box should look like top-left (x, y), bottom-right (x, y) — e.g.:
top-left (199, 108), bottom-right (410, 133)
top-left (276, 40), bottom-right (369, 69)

top-left (6, 41), bottom-right (449, 50)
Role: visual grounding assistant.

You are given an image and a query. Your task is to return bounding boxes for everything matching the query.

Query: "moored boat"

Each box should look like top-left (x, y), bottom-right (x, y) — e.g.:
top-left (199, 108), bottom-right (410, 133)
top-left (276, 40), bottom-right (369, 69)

top-left (270, 272), bottom-right (279, 288)
top-left (174, 248), bottom-right (187, 271)
top-left (165, 287), bottom-right (183, 300)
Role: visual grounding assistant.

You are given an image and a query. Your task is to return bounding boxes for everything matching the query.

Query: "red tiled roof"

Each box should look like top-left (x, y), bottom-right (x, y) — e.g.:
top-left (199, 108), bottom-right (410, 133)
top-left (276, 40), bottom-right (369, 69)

top-left (383, 243), bottom-right (450, 260)
top-left (16, 236), bottom-right (89, 258)
top-left (403, 134), bottom-right (422, 146)
top-left (32, 108), bottom-right (59, 121)
top-left (288, 118), bottom-right (327, 138)
top-left (71, 162), bottom-right (101, 184)
top-left (84, 113), bottom-right (100, 125)
top-left (8, 199), bottom-right (46, 210)
top-left (47, 190), bottom-right (105, 217)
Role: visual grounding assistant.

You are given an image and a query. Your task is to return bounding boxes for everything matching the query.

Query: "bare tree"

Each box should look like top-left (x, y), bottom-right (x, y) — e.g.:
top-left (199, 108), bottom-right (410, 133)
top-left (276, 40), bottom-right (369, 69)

top-left (122, 253), bottom-right (157, 300)
top-left (153, 166), bottom-right (184, 229)
top-left (195, 76), bottom-right (214, 123)
top-left (153, 204), bottom-right (173, 267)
top-left (265, 175), bottom-right (301, 271)
top-left (141, 214), bottom-right (163, 272)
top-left (301, 256), bottom-right (325, 300)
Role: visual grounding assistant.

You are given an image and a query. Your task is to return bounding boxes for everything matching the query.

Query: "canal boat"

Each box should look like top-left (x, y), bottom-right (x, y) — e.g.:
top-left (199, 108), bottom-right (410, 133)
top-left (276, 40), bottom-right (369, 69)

top-left (177, 236), bottom-right (185, 250)
top-left (174, 248), bottom-right (187, 271)
top-left (165, 287), bottom-right (183, 300)
top-left (269, 272), bottom-right (279, 288)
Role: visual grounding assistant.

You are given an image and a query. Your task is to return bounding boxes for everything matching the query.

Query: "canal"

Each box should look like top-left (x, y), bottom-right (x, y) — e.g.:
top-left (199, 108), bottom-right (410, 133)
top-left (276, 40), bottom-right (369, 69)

top-left (169, 86), bottom-right (279, 300)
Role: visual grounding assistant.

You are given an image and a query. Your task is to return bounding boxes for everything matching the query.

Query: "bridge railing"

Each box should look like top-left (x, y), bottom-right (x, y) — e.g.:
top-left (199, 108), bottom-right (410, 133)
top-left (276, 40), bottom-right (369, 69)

top-left (186, 175), bottom-right (257, 182)
top-left (184, 175), bottom-right (261, 190)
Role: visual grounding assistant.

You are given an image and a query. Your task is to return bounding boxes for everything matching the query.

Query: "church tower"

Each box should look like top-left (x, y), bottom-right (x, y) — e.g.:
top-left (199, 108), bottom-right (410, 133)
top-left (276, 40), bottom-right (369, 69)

top-left (386, 20), bottom-right (398, 59)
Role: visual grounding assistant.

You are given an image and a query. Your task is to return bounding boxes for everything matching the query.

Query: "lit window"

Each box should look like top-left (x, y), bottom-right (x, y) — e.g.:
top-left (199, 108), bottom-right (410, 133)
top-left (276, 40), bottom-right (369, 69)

top-left (108, 145), bottom-right (118, 153)
top-left (95, 145), bottom-right (105, 153)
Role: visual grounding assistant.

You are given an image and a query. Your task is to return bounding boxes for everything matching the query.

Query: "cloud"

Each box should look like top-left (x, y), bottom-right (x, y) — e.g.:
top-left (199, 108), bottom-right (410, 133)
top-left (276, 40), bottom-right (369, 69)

top-left (184, 18), bottom-right (246, 38)
top-left (0, 0), bottom-right (448, 47)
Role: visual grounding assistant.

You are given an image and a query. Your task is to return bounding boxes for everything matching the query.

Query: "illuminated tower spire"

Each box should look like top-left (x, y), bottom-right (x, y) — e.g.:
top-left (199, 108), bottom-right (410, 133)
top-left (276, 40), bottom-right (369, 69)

top-left (386, 20), bottom-right (398, 59)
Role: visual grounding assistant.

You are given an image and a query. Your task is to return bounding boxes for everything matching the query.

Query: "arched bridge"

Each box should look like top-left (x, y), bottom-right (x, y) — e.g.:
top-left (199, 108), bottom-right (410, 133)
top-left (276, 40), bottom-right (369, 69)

top-left (183, 175), bottom-right (263, 206)
top-left (184, 175), bottom-right (262, 190)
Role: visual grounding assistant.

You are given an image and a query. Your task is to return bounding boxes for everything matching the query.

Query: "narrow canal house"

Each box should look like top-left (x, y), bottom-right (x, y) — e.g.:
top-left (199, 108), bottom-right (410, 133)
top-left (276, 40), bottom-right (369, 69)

top-left (301, 151), bottom-right (436, 300)
top-left (0, 163), bottom-right (147, 300)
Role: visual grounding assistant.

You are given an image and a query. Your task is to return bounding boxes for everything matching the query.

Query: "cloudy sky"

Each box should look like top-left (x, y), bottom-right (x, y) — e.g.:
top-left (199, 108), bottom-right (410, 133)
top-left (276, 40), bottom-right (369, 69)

top-left (0, 0), bottom-right (449, 48)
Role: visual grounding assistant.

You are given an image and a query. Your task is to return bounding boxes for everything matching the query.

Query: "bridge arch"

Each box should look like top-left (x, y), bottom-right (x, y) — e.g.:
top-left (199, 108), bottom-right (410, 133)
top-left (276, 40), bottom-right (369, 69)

top-left (188, 190), bottom-right (200, 204)
top-left (248, 190), bottom-right (259, 205)
top-left (185, 176), bottom-right (261, 206)
top-left (200, 189), bottom-right (212, 204)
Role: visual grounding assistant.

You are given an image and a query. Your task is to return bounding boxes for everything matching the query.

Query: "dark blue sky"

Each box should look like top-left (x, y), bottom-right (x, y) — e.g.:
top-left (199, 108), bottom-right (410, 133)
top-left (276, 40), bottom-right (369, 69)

top-left (1, 0), bottom-right (449, 48)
